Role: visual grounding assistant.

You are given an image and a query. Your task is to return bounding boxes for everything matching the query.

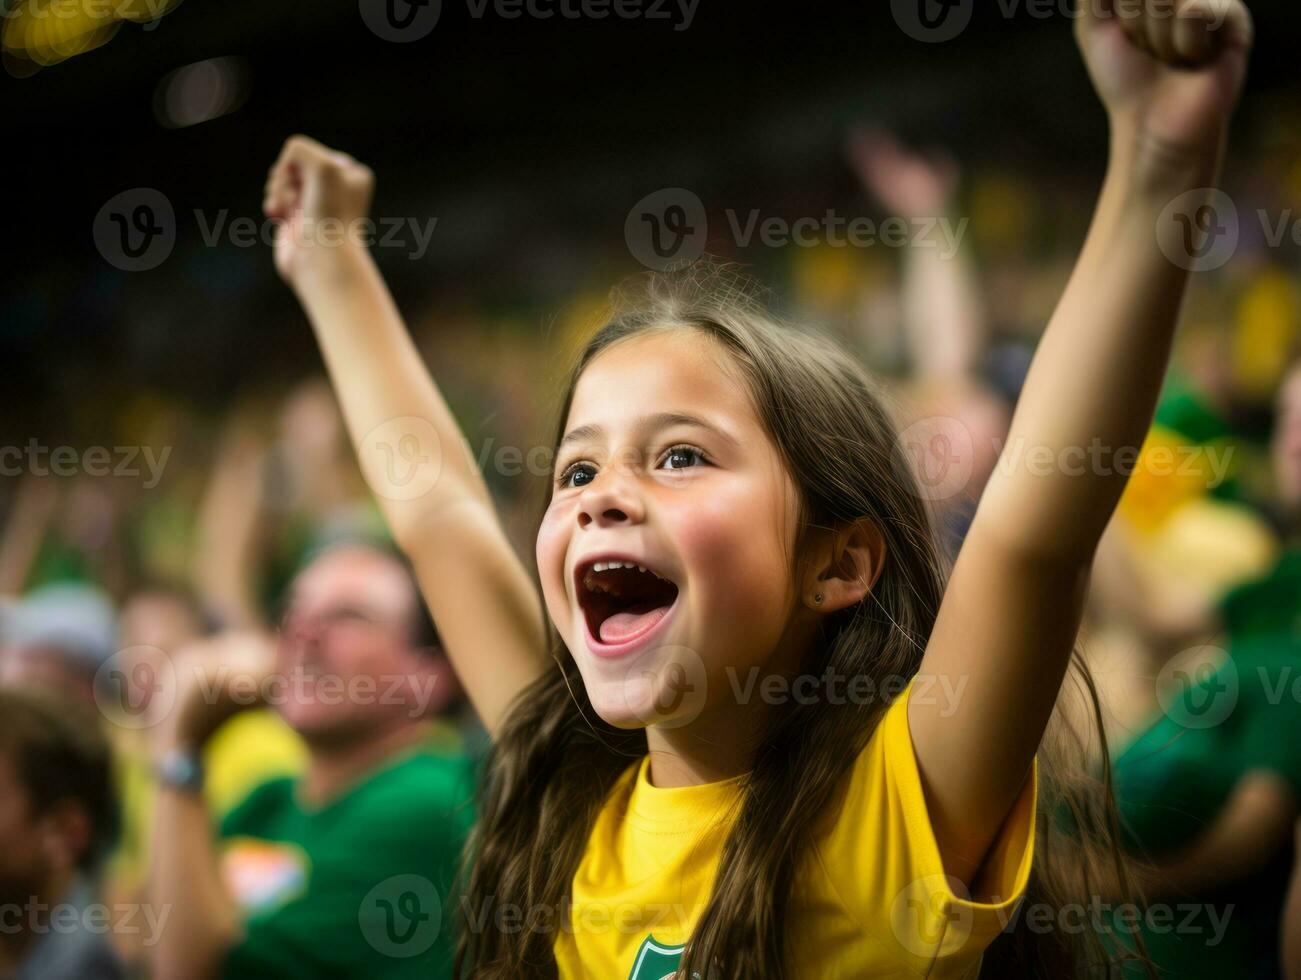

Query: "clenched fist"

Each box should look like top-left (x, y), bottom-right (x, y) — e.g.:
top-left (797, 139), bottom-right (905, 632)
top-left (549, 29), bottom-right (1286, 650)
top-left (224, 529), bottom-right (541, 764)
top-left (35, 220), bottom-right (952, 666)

top-left (263, 135), bottom-right (376, 283)
top-left (1076, 0), bottom-right (1252, 161)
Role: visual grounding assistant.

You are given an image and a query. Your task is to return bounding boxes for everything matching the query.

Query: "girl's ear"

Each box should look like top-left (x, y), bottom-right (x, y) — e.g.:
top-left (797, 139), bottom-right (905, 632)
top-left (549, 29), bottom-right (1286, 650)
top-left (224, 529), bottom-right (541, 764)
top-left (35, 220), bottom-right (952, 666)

top-left (803, 518), bottom-right (886, 613)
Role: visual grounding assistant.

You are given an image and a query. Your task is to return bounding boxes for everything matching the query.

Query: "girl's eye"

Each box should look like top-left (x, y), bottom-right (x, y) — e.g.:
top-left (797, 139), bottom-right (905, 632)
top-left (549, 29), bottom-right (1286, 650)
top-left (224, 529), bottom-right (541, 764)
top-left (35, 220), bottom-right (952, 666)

top-left (661, 446), bottom-right (706, 471)
top-left (558, 462), bottom-right (597, 489)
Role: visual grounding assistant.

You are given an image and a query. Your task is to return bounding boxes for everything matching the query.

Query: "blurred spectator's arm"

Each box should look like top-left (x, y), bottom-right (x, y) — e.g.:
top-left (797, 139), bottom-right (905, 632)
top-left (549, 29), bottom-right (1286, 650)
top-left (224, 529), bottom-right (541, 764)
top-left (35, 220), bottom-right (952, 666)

top-left (0, 474), bottom-right (60, 595)
top-left (1135, 769), bottom-right (1297, 900)
top-left (150, 780), bottom-right (241, 980)
top-left (147, 634), bottom-right (272, 980)
top-left (264, 136), bottom-right (547, 733)
top-left (193, 421), bottom-right (269, 630)
top-left (847, 126), bottom-right (985, 380)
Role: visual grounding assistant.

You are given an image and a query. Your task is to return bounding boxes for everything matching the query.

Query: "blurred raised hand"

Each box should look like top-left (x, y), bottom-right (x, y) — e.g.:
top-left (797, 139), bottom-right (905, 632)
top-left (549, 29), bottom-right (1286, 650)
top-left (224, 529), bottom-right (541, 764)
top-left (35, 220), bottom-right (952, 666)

top-left (847, 126), bottom-right (958, 220)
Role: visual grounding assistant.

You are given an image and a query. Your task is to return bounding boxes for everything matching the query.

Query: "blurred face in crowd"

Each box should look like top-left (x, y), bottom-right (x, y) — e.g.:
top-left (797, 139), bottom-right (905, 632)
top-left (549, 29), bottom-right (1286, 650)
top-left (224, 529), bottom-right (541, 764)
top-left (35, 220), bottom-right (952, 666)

top-left (1275, 365), bottom-right (1301, 517)
top-left (275, 546), bottom-right (445, 747)
top-left (119, 591), bottom-right (203, 653)
top-left (0, 648), bottom-right (96, 708)
top-left (0, 753), bottom-right (85, 908)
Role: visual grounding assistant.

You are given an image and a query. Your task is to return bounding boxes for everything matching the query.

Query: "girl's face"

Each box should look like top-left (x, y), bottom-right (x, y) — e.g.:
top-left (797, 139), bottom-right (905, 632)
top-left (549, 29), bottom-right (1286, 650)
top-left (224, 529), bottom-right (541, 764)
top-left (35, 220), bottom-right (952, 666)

top-left (537, 329), bottom-right (808, 731)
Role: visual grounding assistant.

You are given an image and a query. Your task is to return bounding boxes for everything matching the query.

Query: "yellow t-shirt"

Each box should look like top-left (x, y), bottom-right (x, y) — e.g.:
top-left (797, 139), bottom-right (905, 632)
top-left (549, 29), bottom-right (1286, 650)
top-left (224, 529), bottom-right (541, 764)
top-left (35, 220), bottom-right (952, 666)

top-left (554, 681), bottom-right (1037, 979)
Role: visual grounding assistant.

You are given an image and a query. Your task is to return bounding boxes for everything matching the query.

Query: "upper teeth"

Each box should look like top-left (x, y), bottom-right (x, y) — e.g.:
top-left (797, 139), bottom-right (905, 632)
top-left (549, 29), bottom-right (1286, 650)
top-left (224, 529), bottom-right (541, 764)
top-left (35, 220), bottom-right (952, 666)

top-left (592, 560), bottom-right (644, 573)
top-left (587, 560), bottom-right (669, 582)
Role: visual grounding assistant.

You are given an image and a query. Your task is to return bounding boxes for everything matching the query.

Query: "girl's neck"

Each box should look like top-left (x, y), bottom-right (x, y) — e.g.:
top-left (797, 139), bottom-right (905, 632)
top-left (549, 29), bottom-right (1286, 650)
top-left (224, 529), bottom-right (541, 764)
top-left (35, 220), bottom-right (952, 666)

top-left (643, 697), bottom-right (772, 787)
top-left (642, 618), bottom-right (820, 787)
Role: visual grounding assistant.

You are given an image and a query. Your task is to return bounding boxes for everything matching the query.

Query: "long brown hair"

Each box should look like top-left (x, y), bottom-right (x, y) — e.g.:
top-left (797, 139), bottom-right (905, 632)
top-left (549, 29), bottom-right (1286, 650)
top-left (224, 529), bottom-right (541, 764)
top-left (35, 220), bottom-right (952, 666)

top-left (457, 262), bottom-right (1152, 978)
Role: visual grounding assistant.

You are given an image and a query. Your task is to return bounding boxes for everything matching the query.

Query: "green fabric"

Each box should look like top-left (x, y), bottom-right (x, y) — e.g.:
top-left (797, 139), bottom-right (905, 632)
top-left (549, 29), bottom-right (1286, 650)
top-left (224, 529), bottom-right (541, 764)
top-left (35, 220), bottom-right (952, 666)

top-left (1151, 383), bottom-right (1246, 504)
top-left (1109, 549), bottom-right (1301, 978)
top-left (1153, 386), bottom-right (1232, 447)
top-left (218, 743), bottom-right (476, 980)
top-left (1221, 549), bottom-right (1301, 641)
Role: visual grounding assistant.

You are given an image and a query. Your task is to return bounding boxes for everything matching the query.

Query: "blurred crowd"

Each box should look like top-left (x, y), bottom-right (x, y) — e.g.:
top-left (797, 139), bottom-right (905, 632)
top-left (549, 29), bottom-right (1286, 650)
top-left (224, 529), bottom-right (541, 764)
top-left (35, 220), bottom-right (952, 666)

top-left (1, 118), bottom-right (1300, 978)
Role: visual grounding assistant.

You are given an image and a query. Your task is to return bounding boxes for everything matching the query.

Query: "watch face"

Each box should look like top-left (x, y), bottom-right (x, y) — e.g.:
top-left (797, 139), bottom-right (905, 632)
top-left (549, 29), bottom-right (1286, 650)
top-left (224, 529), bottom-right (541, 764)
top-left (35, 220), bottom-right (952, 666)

top-left (161, 750), bottom-right (204, 790)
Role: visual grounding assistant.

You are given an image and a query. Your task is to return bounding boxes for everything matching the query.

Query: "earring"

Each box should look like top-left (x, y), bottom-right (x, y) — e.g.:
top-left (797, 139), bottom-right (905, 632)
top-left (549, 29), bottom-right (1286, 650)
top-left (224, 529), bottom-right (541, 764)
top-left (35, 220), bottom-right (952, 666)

top-left (813, 593), bottom-right (824, 605)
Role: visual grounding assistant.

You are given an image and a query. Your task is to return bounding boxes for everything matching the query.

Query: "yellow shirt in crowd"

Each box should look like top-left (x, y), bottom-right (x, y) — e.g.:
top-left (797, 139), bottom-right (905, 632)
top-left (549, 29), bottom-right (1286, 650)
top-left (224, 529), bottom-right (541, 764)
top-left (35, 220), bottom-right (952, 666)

top-left (554, 681), bottom-right (1037, 979)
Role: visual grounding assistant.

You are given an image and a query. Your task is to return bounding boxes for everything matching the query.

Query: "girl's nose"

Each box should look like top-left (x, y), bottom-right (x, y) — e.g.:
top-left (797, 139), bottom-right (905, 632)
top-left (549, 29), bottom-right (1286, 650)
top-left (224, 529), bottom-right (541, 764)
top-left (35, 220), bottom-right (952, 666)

top-left (576, 474), bottom-right (645, 529)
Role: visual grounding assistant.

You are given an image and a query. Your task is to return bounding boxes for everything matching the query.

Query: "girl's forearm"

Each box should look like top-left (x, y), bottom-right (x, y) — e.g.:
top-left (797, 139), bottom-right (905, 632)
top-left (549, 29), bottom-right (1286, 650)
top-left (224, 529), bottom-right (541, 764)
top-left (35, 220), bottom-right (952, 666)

top-left (974, 128), bottom-right (1222, 561)
top-left (289, 244), bottom-right (493, 550)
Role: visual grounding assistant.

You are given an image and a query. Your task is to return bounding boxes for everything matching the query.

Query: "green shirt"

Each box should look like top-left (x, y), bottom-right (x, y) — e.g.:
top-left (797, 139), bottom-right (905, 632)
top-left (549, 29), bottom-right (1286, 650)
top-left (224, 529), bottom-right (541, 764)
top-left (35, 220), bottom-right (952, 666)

top-left (218, 743), bottom-right (476, 979)
top-left (1110, 548), bottom-right (1301, 978)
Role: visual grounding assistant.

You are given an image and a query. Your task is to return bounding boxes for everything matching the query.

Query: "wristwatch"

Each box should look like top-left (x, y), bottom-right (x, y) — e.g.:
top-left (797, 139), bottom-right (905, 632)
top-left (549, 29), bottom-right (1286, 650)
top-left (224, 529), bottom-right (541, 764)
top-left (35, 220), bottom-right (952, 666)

top-left (156, 747), bottom-right (205, 795)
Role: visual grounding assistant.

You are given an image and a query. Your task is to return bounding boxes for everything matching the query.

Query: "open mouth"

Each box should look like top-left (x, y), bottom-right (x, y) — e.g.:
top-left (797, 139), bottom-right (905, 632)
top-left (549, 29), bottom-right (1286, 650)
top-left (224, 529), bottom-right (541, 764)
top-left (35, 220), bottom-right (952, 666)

top-left (576, 557), bottom-right (680, 649)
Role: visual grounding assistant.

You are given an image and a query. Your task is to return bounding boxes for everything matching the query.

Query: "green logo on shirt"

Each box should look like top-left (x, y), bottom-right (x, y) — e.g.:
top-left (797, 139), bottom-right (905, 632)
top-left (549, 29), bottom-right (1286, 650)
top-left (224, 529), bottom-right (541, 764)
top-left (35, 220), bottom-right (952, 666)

top-left (628, 935), bottom-right (686, 980)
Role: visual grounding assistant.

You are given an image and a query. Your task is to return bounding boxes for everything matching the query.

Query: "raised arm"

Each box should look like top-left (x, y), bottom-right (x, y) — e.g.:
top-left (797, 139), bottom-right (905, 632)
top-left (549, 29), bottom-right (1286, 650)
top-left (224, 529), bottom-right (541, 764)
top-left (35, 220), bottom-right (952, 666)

top-left (847, 126), bottom-right (985, 381)
top-left (263, 137), bottom-right (547, 733)
top-left (909, 0), bottom-right (1253, 887)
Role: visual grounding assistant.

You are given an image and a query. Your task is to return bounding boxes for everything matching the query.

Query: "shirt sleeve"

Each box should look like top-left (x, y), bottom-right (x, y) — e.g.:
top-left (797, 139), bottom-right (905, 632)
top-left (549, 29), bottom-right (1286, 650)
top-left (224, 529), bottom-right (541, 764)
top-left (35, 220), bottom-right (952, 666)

top-left (814, 679), bottom-right (1037, 975)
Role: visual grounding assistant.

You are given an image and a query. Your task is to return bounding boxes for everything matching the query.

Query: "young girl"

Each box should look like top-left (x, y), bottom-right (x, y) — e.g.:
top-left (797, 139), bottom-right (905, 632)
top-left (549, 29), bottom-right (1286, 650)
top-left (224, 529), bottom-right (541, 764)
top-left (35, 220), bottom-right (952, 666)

top-left (261, 3), bottom-right (1252, 975)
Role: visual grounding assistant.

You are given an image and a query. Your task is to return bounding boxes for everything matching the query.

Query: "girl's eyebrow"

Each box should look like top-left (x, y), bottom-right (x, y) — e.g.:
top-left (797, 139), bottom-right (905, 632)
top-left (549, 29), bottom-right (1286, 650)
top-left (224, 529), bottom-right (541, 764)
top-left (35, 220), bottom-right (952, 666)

top-left (558, 412), bottom-right (740, 451)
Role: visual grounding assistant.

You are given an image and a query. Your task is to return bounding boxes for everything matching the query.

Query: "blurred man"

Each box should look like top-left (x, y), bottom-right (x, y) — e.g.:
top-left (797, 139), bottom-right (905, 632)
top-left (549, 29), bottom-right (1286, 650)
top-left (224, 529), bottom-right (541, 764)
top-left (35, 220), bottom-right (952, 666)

top-left (0, 583), bottom-right (117, 706)
top-left (147, 542), bottom-right (474, 980)
top-left (1106, 362), bottom-right (1301, 977)
top-left (0, 687), bottom-right (123, 980)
